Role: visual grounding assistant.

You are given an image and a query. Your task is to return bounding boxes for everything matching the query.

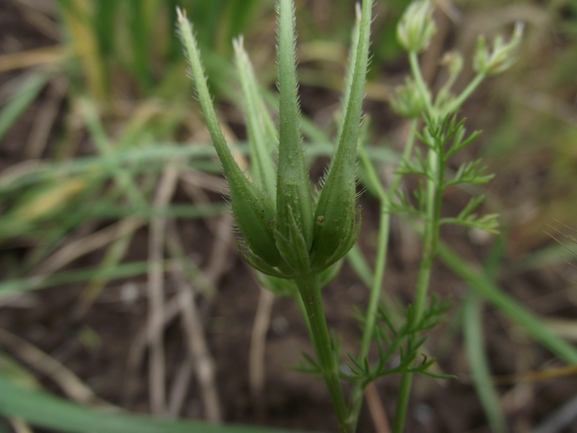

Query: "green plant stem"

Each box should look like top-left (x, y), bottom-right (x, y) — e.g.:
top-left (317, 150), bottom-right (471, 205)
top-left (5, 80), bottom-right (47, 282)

top-left (442, 72), bottom-right (485, 115)
top-left (294, 274), bottom-right (351, 433)
top-left (295, 290), bottom-right (313, 337)
top-left (346, 121), bottom-right (418, 430)
top-left (392, 234), bottom-right (435, 433)
top-left (387, 120), bottom-right (418, 200)
top-left (392, 133), bottom-right (443, 433)
top-left (409, 51), bottom-right (433, 115)
top-left (346, 204), bottom-right (389, 430)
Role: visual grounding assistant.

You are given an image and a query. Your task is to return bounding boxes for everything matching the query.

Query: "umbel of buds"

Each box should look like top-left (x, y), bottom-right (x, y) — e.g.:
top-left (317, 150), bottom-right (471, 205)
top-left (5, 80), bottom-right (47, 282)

top-left (474, 22), bottom-right (524, 75)
top-left (177, 0), bottom-right (372, 279)
top-left (397, 0), bottom-right (436, 53)
top-left (390, 77), bottom-right (426, 118)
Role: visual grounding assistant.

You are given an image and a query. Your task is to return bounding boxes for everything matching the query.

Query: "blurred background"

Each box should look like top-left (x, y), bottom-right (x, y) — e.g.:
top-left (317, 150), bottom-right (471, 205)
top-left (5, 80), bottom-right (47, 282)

top-left (1, 0), bottom-right (577, 432)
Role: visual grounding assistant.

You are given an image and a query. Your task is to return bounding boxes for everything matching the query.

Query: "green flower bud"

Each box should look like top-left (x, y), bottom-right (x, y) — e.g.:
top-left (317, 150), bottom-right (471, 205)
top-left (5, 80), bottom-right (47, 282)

top-left (177, 8), bottom-right (285, 274)
top-left (309, 0), bottom-right (371, 272)
top-left (179, 0), bottom-right (373, 280)
top-left (390, 77), bottom-right (426, 119)
top-left (397, 1), bottom-right (436, 53)
top-left (228, 176), bottom-right (283, 268)
top-left (473, 22), bottom-right (524, 76)
top-left (274, 0), bottom-right (315, 274)
top-left (310, 169), bottom-right (361, 271)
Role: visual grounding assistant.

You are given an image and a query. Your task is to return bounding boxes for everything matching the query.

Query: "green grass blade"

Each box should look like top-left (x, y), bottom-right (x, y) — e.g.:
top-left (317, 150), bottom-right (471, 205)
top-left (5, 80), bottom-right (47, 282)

top-left (93, 0), bottom-right (118, 58)
top-left (226, 0), bottom-right (266, 43)
top-left (512, 242), bottom-right (577, 274)
top-left (463, 237), bottom-right (508, 433)
top-left (438, 241), bottom-right (577, 364)
top-left (80, 98), bottom-right (148, 209)
top-left (196, 0), bottom-right (229, 49)
top-left (0, 71), bottom-right (50, 141)
top-left (464, 292), bottom-right (508, 433)
top-left (0, 143), bottom-right (397, 195)
top-left (0, 376), bottom-right (301, 433)
top-left (86, 203), bottom-right (226, 219)
top-left (0, 145), bottom-right (211, 193)
top-left (128, 0), bottom-right (153, 93)
top-left (0, 261), bottom-right (150, 298)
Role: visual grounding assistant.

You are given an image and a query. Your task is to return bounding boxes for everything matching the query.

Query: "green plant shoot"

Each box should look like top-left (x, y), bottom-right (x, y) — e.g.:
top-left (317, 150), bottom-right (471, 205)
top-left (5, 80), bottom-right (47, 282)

top-left (178, 0), bottom-right (372, 430)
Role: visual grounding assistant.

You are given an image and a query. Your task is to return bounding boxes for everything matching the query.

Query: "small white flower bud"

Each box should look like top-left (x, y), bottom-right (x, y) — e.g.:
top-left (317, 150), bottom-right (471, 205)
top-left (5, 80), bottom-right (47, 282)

top-left (473, 22), bottom-right (524, 76)
top-left (390, 78), bottom-right (426, 118)
top-left (397, 1), bottom-right (437, 53)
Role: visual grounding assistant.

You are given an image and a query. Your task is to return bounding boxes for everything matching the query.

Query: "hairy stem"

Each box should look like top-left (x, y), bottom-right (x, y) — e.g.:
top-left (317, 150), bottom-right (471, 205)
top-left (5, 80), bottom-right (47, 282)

top-left (294, 274), bottom-right (351, 433)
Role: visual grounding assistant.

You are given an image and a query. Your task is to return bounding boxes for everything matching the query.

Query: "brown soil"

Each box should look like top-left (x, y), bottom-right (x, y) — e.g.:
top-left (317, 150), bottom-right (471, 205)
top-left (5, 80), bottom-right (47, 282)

top-left (1, 1), bottom-right (577, 433)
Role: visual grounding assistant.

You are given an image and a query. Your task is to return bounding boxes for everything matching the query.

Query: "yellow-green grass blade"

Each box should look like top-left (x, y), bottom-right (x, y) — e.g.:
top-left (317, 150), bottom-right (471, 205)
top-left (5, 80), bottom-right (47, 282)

top-left (0, 71), bottom-right (51, 141)
top-left (0, 261), bottom-right (149, 298)
top-left (0, 375), bottom-right (303, 433)
top-left (0, 143), bottom-right (397, 194)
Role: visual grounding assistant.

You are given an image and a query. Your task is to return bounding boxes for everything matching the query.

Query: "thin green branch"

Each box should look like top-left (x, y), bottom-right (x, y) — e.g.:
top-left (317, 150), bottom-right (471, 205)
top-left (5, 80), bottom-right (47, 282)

top-left (392, 125), bottom-right (443, 433)
top-left (409, 51), bottom-right (433, 116)
top-left (442, 72), bottom-right (485, 115)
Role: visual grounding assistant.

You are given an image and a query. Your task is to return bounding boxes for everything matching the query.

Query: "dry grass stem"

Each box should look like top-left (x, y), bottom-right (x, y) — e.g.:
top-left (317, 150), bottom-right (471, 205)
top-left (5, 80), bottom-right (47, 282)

top-left (124, 290), bottom-right (182, 406)
top-left (31, 217), bottom-right (144, 277)
top-left (24, 76), bottom-right (68, 158)
top-left (171, 266), bottom-right (222, 422)
top-left (532, 392), bottom-right (577, 433)
top-left (147, 163), bottom-right (179, 415)
top-left (0, 328), bottom-right (104, 405)
top-left (180, 172), bottom-right (227, 194)
top-left (167, 356), bottom-right (194, 418)
top-left (543, 318), bottom-right (577, 342)
top-left (364, 382), bottom-right (391, 433)
top-left (249, 287), bottom-right (275, 420)
top-left (204, 214), bottom-right (235, 285)
top-left (10, 418), bottom-right (34, 433)
top-left (74, 219), bottom-right (142, 317)
top-left (16, 0), bottom-right (59, 39)
top-left (0, 45), bottom-right (66, 72)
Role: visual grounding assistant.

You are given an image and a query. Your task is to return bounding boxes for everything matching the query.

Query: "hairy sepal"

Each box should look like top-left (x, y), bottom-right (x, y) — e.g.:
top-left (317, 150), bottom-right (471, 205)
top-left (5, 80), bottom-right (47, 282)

top-left (276, 0), bottom-right (314, 251)
top-left (311, 206), bottom-right (361, 271)
top-left (229, 179), bottom-right (284, 268)
top-left (238, 239), bottom-right (291, 279)
top-left (310, 0), bottom-right (371, 271)
top-left (274, 205), bottom-right (311, 275)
